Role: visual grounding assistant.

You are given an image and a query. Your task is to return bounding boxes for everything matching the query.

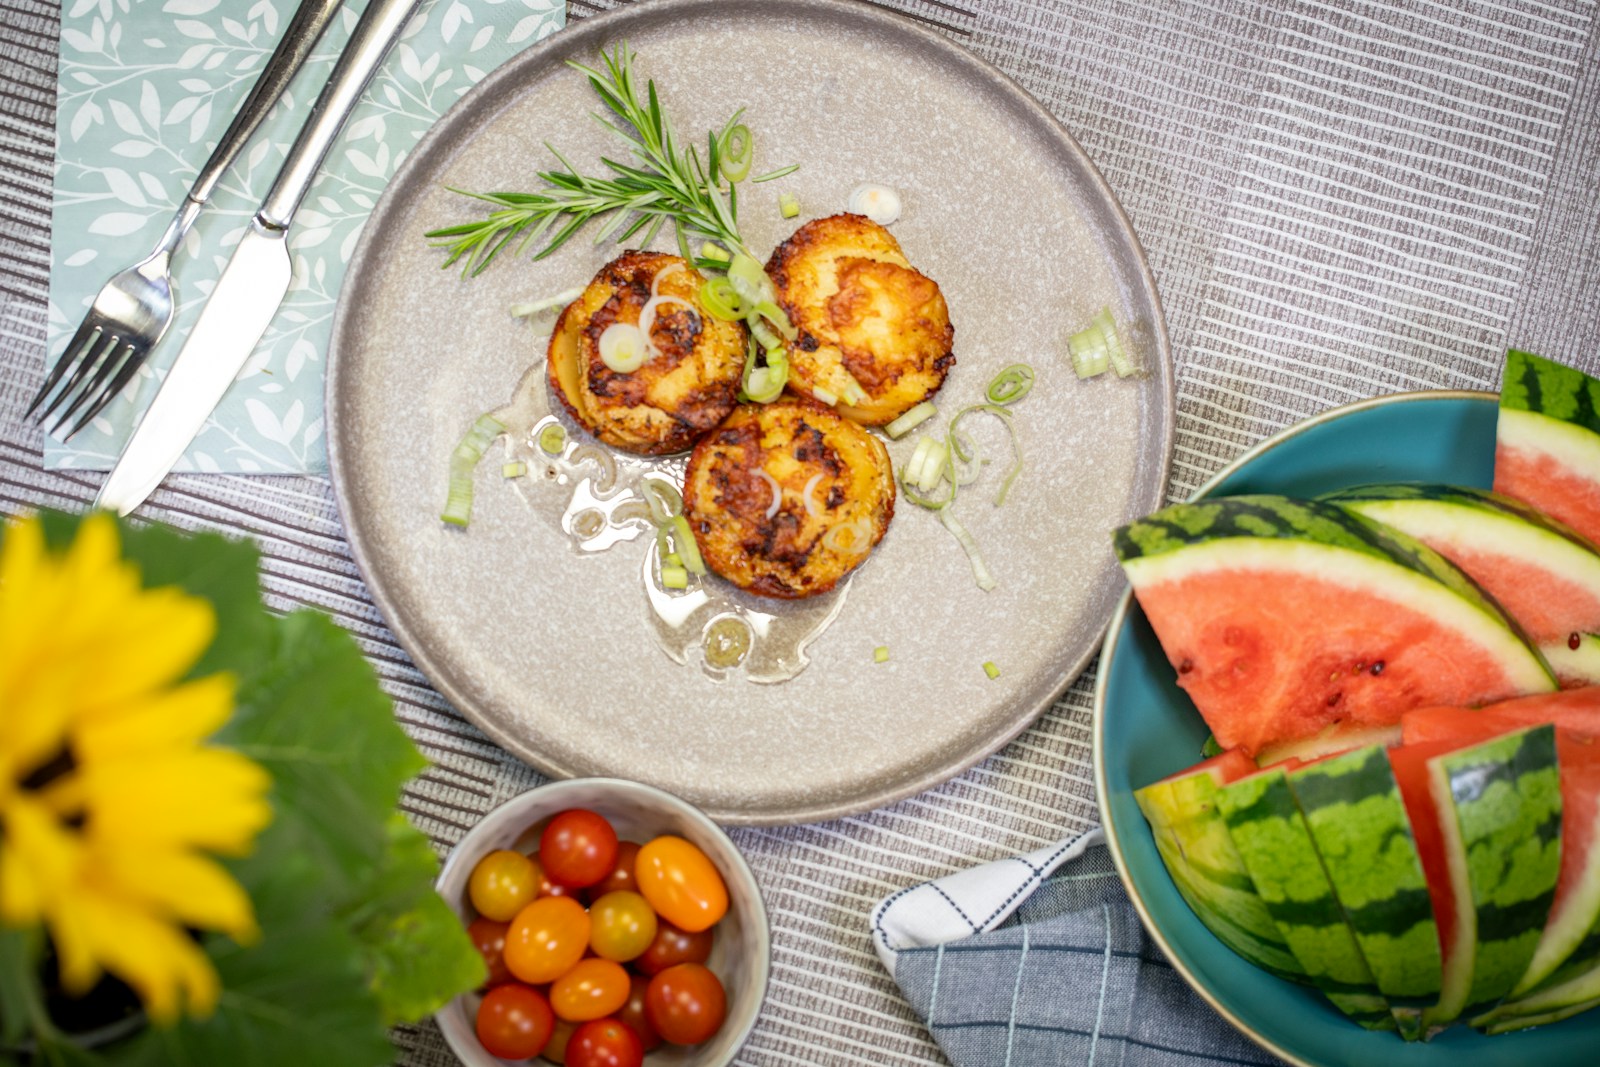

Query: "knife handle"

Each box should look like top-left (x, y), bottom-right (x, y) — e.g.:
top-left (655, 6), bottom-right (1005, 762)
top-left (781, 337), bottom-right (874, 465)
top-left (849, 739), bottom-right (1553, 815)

top-left (259, 0), bottom-right (423, 229)
top-left (186, 0), bottom-right (344, 206)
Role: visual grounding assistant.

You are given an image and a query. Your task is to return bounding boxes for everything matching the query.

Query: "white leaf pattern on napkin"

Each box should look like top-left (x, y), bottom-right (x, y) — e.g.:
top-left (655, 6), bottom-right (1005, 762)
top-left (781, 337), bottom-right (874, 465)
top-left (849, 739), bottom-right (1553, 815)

top-left (45, 0), bottom-right (566, 474)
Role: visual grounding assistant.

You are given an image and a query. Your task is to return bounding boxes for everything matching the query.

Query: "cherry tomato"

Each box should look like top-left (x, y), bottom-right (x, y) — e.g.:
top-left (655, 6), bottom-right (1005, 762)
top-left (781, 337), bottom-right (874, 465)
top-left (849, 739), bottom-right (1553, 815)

top-left (549, 958), bottom-right (631, 1022)
top-left (504, 896), bottom-right (591, 984)
top-left (542, 1016), bottom-right (577, 1064)
top-left (590, 841), bottom-right (642, 898)
top-left (588, 891), bottom-right (658, 963)
top-left (467, 917), bottom-right (513, 988)
top-left (635, 836), bottom-right (727, 932)
top-left (616, 974), bottom-right (662, 1052)
top-left (540, 809), bottom-right (620, 889)
top-left (475, 983), bottom-right (555, 1060)
top-left (565, 1018), bottom-right (644, 1067)
top-left (469, 849), bottom-right (538, 922)
top-left (645, 963), bottom-right (726, 1045)
top-left (537, 859), bottom-right (578, 900)
top-left (635, 919), bottom-right (714, 977)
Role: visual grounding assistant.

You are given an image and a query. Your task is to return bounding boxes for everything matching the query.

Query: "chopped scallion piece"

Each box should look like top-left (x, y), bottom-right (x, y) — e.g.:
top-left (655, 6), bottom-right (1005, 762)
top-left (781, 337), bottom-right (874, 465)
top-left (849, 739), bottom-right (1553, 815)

top-left (642, 477), bottom-right (683, 523)
top-left (699, 242), bottom-right (731, 264)
top-left (660, 564), bottom-right (690, 590)
top-left (440, 412), bottom-right (505, 527)
top-left (502, 461), bottom-right (527, 479)
top-left (986, 364), bottom-right (1035, 405)
top-left (983, 660), bottom-right (1000, 679)
top-left (749, 316), bottom-right (784, 352)
top-left (665, 552), bottom-right (683, 567)
top-left (751, 299), bottom-right (797, 340)
top-left (812, 387), bottom-right (839, 407)
top-left (740, 338), bottom-right (789, 403)
top-left (727, 254), bottom-right (772, 306)
top-left (779, 192), bottom-right (800, 219)
top-left (751, 163), bottom-right (800, 183)
top-left (940, 508), bottom-right (996, 592)
top-left (951, 404), bottom-right (1023, 506)
top-left (669, 515), bottom-right (707, 576)
top-left (1069, 308), bottom-right (1132, 379)
top-left (718, 123), bottom-right (753, 182)
top-left (510, 287), bottom-right (584, 318)
top-left (538, 423), bottom-right (567, 455)
top-left (874, 645), bottom-right (890, 664)
top-left (699, 277), bottom-right (747, 321)
top-left (884, 402), bottom-right (937, 439)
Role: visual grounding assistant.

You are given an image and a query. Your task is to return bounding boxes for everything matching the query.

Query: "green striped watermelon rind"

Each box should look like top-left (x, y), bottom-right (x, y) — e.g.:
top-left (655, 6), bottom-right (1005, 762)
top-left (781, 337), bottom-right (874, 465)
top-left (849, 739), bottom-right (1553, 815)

top-left (1114, 495), bottom-right (1517, 630)
top-left (1323, 482), bottom-right (1600, 559)
top-left (1501, 349), bottom-right (1600, 437)
top-left (1288, 745), bottom-right (1441, 1041)
top-left (1433, 725), bottom-right (1563, 1029)
top-left (1135, 767), bottom-right (1309, 984)
top-left (1217, 768), bottom-right (1396, 1031)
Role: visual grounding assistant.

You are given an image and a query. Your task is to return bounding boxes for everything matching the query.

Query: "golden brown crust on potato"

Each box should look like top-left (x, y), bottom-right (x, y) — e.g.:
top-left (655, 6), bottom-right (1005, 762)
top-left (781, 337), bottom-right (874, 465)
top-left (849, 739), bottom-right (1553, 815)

top-left (681, 397), bottom-right (896, 599)
top-left (547, 251), bottom-right (747, 454)
top-left (766, 214), bottom-right (953, 426)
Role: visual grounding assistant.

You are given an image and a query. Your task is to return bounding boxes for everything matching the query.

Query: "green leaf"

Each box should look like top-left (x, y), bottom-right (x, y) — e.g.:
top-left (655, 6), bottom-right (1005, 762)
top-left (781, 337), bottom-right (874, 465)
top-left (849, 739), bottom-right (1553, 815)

top-left (345, 817), bottom-right (485, 1025)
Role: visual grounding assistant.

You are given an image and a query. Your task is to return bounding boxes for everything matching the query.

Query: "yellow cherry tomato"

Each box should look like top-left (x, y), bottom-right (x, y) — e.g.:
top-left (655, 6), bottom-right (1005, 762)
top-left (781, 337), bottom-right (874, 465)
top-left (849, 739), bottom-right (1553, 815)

top-left (549, 958), bottom-right (631, 1022)
top-left (635, 836), bottom-right (728, 933)
top-left (503, 896), bottom-right (590, 984)
top-left (588, 890), bottom-right (658, 963)
top-left (468, 849), bottom-right (537, 922)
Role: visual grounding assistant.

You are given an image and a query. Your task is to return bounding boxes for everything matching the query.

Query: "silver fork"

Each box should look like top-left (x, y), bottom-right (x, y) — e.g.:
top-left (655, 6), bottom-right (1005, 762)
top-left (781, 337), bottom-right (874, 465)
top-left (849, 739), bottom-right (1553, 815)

top-left (28, 0), bottom-right (345, 440)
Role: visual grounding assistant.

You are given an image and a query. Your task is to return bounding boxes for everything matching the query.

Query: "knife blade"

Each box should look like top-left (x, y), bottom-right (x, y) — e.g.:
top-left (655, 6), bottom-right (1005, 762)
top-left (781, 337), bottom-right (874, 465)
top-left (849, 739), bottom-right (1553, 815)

top-left (97, 0), bottom-right (423, 516)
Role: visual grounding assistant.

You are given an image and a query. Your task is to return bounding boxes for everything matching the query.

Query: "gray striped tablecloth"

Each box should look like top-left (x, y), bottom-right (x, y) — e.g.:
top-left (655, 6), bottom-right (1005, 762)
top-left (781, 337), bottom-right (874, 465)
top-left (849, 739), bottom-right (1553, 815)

top-left (3, 1), bottom-right (1599, 1064)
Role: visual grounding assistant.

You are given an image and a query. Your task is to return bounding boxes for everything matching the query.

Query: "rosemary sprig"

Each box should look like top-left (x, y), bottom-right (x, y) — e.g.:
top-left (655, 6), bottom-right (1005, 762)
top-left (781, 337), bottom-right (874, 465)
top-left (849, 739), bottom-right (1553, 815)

top-left (426, 45), bottom-right (784, 276)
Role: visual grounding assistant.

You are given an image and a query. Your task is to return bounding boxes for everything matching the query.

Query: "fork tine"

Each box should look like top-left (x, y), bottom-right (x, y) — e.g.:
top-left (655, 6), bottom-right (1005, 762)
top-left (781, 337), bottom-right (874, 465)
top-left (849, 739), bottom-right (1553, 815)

top-left (25, 319), bottom-right (102, 419)
top-left (38, 329), bottom-right (118, 425)
top-left (51, 339), bottom-right (137, 437)
top-left (60, 343), bottom-right (147, 441)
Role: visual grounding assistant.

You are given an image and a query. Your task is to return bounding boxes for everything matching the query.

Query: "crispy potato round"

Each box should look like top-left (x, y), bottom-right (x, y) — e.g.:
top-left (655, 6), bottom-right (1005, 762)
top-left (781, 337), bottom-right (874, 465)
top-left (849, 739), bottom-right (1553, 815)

top-left (548, 251), bottom-right (747, 455)
top-left (765, 213), bottom-right (953, 426)
top-left (682, 398), bottom-right (896, 599)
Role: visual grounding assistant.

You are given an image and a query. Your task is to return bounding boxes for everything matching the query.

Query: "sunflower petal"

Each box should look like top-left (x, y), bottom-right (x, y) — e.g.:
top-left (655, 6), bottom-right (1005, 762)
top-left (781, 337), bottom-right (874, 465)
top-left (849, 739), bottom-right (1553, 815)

top-left (74, 673), bottom-right (236, 759)
top-left (77, 586), bottom-right (217, 711)
top-left (76, 892), bottom-right (221, 1023)
top-left (84, 748), bottom-right (273, 854)
top-left (99, 843), bottom-right (258, 941)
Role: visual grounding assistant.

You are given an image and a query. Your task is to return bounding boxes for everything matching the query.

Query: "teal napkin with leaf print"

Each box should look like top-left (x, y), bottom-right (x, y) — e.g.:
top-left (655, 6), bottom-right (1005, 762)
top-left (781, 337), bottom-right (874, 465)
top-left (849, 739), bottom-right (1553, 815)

top-left (45, 0), bottom-right (565, 474)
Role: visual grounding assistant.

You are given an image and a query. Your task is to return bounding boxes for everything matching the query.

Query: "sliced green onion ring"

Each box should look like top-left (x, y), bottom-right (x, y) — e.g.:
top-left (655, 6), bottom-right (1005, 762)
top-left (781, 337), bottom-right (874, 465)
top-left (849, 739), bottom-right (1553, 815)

top-left (537, 423), bottom-right (567, 455)
top-left (502, 461), bottom-right (527, 479)
top-left (698, 241), bottom-right (731, 264)
top-left (699, 277), bottom-right (747, 321)
top-left (873, 645), bottom-right (890, 663)
top-left (779, 192), bottom-right (800, 219)
top-left (727, 254), bottom-right (772, 306)
top-left (660, 564), bottom-right (690, 590)
top-left (884, 401), bottom-right (937, 439)
top-left (510, 287), bottom-right (584, 319)
top-left (440, 412), bottom-right (505, 527)
top-left (986, 364), bottom-right (1035, 405)
top-left (750, 300), bottom-right (797, 340)
top-left (598, 322), bottom-right (647, 373)
top-left (642, 477), bottom-right (683, 524)
top-left (940, 508), bottom-right (997, 592)
top-left (669, 515), bottom-right (707, 576)
top-left (718, 123), bottom-right (753, 182)
top-left (983, 659), bottom-right (1001, 679)
top-left (1070, 309), bottom-right (1118, 379)
top-left (951, 404), bottom-right (1024, 506)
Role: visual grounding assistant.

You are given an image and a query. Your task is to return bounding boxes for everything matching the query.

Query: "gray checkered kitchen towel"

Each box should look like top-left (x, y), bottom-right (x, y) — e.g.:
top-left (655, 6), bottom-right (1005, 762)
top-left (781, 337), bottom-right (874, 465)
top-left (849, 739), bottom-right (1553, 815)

top-left (871, 831), bottom-right (1285, 1067)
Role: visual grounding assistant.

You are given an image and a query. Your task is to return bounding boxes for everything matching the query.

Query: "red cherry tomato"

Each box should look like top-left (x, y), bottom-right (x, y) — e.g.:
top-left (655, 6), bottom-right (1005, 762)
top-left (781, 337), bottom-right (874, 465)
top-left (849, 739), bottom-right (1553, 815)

top-left (590, 841), bottom-right (642, 898)
top-left (469, 849), bottom-right (538, 921)
top-left (466, 917), bottom-right (512, 988)
top-left (565, 1018), bottom-right (643, 1067)
top-left (635, 836), bottom-right (728, 932)
top-left (635, 919), bottom-right (714, 977)
top-left (644, 963), bottom-right (726, 1045)
top-left (616, 974), bottom-right (662, 1052)
top-left (504, 896), bottom-right (591, 984)
top-left (549, 958), bottom-right (631, 1022)
top-left (540, 809), bottom-right (620, 889)
top-left (475, 983), bottom-right (554, 1060)
top-left (588, 891), bottom-right (658, 963)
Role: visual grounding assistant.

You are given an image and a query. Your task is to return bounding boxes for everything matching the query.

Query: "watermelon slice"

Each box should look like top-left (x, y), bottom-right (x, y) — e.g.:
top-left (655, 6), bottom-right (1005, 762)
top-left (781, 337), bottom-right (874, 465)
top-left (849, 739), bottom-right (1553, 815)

top-left (1135, 751), bottom-right (1309, 983)
top-left (1217, 766), bottom-right (1396, 1030)
top-left (1328, 483), bottom-right (1600, 686)
top-left (1495, 348), bottom-right (1600, 547)
top-left (1114, 495), bottom-right (1555, 757)
top-left (1288, 746), bottom-right (1440, 1040)
top-left (1388, 727), bottom-right (1562, 1034)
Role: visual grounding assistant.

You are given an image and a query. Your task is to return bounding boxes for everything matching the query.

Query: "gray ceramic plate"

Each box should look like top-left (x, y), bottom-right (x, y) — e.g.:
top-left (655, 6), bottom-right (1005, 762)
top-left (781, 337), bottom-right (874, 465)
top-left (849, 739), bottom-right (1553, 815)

top-left (327, 0), bottom-right (1173, 825)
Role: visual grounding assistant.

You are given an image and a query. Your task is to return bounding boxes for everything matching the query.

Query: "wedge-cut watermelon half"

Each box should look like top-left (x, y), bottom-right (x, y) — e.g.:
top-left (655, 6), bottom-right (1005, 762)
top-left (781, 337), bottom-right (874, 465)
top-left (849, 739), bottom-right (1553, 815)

top-left (1217, 766), bottom-right (1396, 1030)
top-left (1403, 703), bottom-right (1600, 1022)
top-left (1288, 746), bottom-right (1440, 1040)
top-left (1328, 483), bottom-right (1600, 687)
top-left (1135, 750), bottom-right (1309, 983)
top-left (1388, 726), bottom-right (1562, 1035)
top-left (1495, 348), bottom-right (1600, 548)
top-left (1114, 495), bottom-right (1555, 758)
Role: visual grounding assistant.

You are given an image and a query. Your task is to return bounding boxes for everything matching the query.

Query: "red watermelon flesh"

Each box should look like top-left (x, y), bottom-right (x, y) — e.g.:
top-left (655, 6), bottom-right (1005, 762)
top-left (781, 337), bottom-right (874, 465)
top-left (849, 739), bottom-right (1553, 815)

top-left (1156, 747), bottom-right (1260, 786)
top-left (1403, 703), bottom-right (1600, 998)
top-left (1495, 441), bottom-right (1600, 548)
top-left (1442, 545), bottom-right (1600, 647)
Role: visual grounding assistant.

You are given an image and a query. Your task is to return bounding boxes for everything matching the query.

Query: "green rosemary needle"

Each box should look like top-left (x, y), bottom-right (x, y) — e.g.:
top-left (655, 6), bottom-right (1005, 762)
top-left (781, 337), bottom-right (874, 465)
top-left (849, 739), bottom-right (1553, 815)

top-left (426, 45), bottom-right (789, 276)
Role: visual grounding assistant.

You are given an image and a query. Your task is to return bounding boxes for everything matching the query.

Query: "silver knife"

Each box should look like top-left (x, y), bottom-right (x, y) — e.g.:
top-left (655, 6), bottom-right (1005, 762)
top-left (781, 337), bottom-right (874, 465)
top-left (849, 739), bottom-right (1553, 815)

top-left (97, 0), bottom-right (424, 516)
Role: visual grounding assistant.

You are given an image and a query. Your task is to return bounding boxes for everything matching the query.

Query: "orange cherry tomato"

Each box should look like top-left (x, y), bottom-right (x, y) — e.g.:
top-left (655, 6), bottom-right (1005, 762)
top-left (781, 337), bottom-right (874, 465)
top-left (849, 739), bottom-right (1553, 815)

top-left (644, 962), bottom-right (726, 1045)
top-left (635, 836), bottom-right (728, 933)
top-left (548, 958), bottom-right (631, 1022)
top-left (588, 890), bottom-right (658, 963)
top-left (504, 896), bottom-right (591, 984)
top-left (590, 840), bottom-right (642, 898)
top-left (469, 849), bottom-right (538, 922)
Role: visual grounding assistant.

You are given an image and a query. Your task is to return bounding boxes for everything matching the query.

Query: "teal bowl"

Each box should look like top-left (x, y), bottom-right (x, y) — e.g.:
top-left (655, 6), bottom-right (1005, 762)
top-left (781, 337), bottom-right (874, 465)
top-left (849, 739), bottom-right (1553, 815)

top-left (1094, 391), bottom-right (1600, 1066)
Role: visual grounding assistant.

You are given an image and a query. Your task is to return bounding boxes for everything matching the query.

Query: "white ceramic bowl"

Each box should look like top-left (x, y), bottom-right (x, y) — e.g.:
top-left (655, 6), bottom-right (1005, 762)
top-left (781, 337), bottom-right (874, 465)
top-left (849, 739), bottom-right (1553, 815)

top-left (434, 778), bottom-right (770, 1066)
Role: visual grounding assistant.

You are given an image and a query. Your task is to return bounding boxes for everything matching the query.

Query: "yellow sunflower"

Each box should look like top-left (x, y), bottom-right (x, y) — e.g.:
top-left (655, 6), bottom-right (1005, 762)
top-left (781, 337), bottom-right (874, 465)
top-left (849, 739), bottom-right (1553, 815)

top-left (0, 512), bottom-right (273, 1024)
